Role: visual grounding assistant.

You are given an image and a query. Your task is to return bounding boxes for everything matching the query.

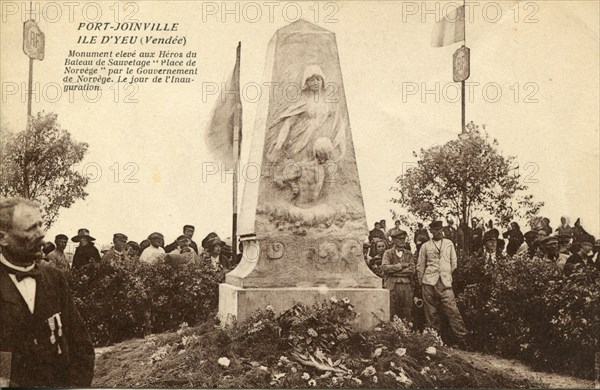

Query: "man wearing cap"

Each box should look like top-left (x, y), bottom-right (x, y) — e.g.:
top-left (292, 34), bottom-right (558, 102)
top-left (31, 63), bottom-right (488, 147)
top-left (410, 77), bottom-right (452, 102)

top-left (0, 197), bottom-right (95, 387)
top-left (442, 217), bottom-right (457, 246)
top-left (168, 236), bottom-right (194, 255)
top-left (381, 229), bottom-right (415, 322)
top-left (165, 225), bottom-right (199, 254)
top-left (46, 234), bottom-right (70, 272)
top-left (417, 221), bottom-right (468, 347)
top-left (516, 230), bottom-right (538, 258)
top-left (534, 236), bottom-right (561, 275)
top-left (480, 229), bottom-right (500, 263)
top-left (139, 233), bottom-right (165, 264)
top-left (71, 229), bottom-right (101, 270)
top-left (102, 233), bottom-right (130, 266)
top-left (564, 240), bottom-right (595, 277)
top-left (413, 222), bottom-right (430, 254)
top-left (555, 234), bottom-right (573, 273)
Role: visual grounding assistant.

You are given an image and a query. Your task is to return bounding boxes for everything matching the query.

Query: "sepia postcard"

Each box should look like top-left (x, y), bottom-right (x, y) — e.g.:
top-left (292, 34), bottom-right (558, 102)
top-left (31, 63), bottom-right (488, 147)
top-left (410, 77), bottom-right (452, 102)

top-left (1, 0), bottom-right (599, 388)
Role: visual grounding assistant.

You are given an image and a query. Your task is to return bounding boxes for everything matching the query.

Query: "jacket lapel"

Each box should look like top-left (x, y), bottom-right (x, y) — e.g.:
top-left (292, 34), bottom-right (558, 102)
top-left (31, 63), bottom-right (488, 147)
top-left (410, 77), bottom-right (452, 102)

top-left (0, 269), bottom-right (22, 306)
top-left (0, 268), bottom-right (32, 323)
top-left (33, 267), bottom-right (58, 321)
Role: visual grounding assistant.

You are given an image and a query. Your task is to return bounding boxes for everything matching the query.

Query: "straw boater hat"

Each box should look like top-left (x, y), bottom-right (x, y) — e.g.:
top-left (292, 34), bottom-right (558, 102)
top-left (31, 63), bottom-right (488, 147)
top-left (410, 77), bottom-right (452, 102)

top-left (71, 228), bottom-right (95, 242)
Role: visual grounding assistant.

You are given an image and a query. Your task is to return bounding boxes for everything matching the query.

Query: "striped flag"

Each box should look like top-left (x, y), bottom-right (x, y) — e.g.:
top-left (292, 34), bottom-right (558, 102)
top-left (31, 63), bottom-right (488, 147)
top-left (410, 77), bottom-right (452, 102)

top-left (204, 43), bottom-right (242, 170)
top-left (431, 5), bottom-right (465, 47)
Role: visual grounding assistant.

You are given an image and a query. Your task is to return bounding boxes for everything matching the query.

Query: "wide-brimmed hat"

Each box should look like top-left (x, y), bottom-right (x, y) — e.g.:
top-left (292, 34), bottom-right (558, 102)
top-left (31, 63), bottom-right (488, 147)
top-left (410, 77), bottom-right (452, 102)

top-left (205, 236), bottom-right (224, 248)
top-left (72, 228), bottom-right (95, 242)
top-left (201, 232), bottom-right (220, 249)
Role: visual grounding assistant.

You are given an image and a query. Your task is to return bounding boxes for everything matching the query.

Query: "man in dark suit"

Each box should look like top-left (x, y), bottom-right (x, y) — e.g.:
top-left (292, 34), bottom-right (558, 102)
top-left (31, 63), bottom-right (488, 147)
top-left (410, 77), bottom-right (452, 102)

top-left (165, 225), bottom-right (199, 254)
top-left (564, 240), bottom-right (595, 276)
top-left (0, 197), bottom-right (95, 387)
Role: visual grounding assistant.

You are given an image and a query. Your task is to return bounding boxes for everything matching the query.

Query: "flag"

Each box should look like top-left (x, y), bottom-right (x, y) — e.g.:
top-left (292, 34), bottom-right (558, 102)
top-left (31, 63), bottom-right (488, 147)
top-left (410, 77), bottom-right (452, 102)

top-left (204, 43), bottom-right (242, 170)
top-left (431, 5), bottom-right (465, 47)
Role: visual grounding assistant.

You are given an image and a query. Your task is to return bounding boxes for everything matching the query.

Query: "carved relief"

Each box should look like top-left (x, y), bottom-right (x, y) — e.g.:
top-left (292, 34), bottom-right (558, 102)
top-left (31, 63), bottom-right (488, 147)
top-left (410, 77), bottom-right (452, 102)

top-left (340, 239), bottom-right (361, 272)
top-left (267, 241), bottom-right (285, 260)
top-left (307, 242), bottom-right (339, 271)
top-left (266, 65), bottom-right (347, 165)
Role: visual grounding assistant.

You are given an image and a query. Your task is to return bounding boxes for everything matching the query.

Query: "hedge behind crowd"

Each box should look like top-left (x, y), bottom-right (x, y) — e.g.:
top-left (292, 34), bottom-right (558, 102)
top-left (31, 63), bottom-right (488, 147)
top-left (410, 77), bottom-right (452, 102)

top-left (69, 252), bottom-right (599, 379)
top-left (454, 253), bottom-right (600, 379)
top-left (68, 259), bottom-right (225, 346)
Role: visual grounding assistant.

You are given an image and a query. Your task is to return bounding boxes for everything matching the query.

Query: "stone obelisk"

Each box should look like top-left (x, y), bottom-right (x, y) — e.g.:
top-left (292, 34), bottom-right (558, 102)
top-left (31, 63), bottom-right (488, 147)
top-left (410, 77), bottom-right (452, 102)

top-left (219, 20), bottom-right (389, 329)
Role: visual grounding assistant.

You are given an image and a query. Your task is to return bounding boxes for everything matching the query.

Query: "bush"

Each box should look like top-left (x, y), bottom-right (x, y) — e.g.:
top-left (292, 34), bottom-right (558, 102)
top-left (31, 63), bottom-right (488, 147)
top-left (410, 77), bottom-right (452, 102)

top-left (68, 258), bottom-right (225, 346)
top-left (454, 253), bottom-right (600, 378)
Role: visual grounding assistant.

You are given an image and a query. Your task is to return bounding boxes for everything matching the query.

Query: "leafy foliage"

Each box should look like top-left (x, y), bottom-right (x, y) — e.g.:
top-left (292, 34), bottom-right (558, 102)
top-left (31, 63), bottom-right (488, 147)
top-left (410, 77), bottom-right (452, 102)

top-left (391, 122), bottom-right (543, 228)
top-left (0, 112), bottom-right (89, 228)
top-left (68, 259), bottom-right (225, 346)
top-left (455, 253), bottom-right (600, 378)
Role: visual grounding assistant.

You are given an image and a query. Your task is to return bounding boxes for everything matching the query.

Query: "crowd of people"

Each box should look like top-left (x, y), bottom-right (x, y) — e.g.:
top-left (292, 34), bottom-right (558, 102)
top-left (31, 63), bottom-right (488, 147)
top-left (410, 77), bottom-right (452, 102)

top-left (40, 225), bottom-right (239, 273)
top-left (364, 215), bottom-right (600, 348)
top-left (366, 216), bottom-right (599, 274)
top-left (1, 194), bottom-right (598, 386)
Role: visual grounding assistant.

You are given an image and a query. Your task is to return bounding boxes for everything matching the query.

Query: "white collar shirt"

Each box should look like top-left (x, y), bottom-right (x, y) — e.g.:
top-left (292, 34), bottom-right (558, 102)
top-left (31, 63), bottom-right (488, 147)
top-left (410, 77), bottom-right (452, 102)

top-left (139, 246), bottom-right (165, 263)
top-left (1, 253), bottom-right (37, 313)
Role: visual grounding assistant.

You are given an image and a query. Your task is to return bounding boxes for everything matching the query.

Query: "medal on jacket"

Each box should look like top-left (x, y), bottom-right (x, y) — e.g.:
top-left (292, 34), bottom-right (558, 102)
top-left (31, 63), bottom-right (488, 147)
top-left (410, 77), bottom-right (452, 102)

top-left (47, 314), bottom-right (63, 354)
top-left (55, 312), bottom-right (63, 337)
top-left (48, 317), bottom-right (57, 345)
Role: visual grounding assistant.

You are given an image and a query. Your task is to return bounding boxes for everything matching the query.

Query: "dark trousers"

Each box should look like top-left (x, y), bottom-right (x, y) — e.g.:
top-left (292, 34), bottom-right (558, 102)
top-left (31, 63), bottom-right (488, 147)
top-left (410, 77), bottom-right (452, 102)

top-left (384, 280), bottom-right (413, 323)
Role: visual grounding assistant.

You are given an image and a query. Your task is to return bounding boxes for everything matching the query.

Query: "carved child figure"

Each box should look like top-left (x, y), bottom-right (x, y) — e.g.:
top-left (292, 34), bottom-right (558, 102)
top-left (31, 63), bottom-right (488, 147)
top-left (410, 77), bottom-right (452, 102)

top-left (275, 137), bottom-right (334, 208)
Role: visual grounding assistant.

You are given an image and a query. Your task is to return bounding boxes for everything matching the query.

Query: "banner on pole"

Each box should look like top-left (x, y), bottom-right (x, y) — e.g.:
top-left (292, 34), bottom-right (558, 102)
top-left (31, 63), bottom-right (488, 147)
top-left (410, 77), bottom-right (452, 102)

top-left (453, 46), bottom-right (470, 82)
top-left (23, 20), bottom-right (45, 60)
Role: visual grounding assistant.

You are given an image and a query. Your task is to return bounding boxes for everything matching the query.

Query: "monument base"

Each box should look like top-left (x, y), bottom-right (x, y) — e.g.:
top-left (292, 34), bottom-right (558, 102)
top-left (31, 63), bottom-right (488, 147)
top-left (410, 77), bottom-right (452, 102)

top-left (218, 283), bottom-right (390, 330)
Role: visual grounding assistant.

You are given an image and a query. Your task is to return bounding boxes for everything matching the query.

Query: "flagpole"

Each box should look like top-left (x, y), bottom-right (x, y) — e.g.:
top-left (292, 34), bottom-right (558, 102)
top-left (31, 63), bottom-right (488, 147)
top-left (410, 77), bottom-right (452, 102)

top-left (461, 0), bottom-right (466, 134)
top-left (232, 42), bottom-right (241, 264)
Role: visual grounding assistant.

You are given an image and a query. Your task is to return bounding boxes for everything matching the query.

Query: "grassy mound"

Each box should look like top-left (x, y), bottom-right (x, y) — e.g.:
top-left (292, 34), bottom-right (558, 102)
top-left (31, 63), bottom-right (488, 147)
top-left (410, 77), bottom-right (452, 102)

top-left (94, 300), bottom-right (540, 388)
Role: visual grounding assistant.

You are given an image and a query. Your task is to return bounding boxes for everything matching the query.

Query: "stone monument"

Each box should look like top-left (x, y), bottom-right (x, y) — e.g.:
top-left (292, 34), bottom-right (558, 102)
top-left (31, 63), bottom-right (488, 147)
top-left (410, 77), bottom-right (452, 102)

top-left (219, 20), bottom-right (389, 329)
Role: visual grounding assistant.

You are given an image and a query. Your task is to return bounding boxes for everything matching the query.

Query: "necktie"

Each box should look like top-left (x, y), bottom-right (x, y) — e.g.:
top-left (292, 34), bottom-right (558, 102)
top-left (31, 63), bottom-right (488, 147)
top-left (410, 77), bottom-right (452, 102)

top-left (15, 268), bottom-right (41, 281)
top-left (0, 263), bottom-right (41, 281)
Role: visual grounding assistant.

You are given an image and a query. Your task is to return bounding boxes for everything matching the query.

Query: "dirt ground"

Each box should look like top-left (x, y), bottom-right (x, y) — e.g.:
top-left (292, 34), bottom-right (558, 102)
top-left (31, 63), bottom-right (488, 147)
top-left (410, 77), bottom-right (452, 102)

top-left (451, 349), bottom-right (594, 389)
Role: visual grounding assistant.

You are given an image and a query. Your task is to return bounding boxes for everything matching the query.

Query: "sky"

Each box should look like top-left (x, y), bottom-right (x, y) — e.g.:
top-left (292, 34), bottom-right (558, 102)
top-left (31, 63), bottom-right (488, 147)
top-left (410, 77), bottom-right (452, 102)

top-left (1, 0), bottom-right (599, 247)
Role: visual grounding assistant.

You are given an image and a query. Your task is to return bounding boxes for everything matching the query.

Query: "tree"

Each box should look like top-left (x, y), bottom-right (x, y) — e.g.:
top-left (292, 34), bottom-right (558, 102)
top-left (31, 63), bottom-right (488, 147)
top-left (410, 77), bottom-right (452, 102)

top-left (0, 112), bottom-right (89, 228)
top-left (390, 122), bottom-right (543, 232)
